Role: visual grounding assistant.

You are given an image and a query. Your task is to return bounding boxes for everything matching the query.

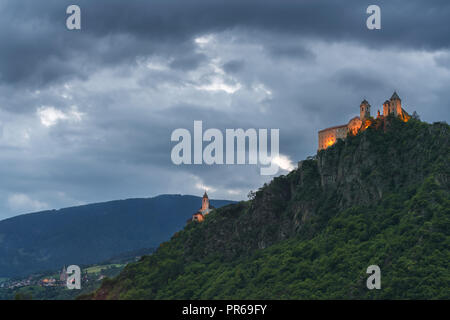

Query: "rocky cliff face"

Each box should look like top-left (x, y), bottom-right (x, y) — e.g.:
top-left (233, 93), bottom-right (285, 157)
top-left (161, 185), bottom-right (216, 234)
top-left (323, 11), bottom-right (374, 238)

top-left (179, 118), bottom-right (449, 258)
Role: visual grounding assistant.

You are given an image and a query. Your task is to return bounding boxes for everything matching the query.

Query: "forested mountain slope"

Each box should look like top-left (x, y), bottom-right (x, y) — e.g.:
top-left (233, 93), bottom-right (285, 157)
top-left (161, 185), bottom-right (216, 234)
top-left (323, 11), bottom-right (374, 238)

top-left (86, 117), bottom-right (449, 299)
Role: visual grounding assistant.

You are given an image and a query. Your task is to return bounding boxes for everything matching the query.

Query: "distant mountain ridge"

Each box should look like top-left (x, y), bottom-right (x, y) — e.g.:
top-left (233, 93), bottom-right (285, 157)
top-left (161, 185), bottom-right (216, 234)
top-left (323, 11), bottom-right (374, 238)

top-left (0, 194), bottom-right (235, 277)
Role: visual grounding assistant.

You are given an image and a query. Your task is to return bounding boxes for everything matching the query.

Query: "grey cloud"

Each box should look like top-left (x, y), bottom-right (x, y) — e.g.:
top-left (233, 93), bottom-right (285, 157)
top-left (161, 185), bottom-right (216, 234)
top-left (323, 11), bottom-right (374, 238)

top-left (223, 60), bottom-right (245, 74)
top-left (266, 44), bottom-right (315, 60)
top-left (434, 53), bottom-right (450, 70)
top-left (169, 53), bottom-right (208, 71)
top-left (332, 68), bottom-right (388, 93)
top-left (1, 0), bottom-right (450, 89)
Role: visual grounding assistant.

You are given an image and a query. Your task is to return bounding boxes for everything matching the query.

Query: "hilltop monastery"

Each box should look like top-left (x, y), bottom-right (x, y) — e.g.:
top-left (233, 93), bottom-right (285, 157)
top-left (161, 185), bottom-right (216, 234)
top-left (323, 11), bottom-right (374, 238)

top-left (318, 92), bottom-right (410, 150)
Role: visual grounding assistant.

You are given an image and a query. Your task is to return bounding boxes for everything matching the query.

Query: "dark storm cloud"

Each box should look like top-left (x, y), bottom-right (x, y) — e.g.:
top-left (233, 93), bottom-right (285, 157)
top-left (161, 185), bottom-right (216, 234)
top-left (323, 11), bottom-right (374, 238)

top-left (169, 53), bottom-right (208, 71)
top-left (0, 0), bottom-right (449, 219)
top-left (332, 68), bottom-right (388, 93)
top-left (222, 60), bottom-right (245, 74)
top-left (1, 0), bottom-right (450, 89)
top-left (266, 44), bottom-right (315, 60)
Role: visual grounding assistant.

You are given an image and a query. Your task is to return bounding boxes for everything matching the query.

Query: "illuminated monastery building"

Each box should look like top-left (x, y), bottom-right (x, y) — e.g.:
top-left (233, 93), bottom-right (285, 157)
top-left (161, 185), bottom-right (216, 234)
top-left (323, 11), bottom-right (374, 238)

top-left (318, 92), bottom-right (410, 150)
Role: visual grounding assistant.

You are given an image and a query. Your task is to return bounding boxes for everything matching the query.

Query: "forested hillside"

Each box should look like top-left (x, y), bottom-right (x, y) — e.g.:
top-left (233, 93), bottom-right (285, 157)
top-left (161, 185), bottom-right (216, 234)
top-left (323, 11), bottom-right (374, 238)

top-left (85, 117), bottom-right (449, 299)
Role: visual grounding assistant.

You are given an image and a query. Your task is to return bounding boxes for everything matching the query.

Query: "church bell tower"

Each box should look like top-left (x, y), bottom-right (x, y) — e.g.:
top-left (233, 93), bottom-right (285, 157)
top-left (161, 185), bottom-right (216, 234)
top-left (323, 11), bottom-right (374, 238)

top-left (201, 191), bottom-right (209, 212)
top-left (360, 99), bottom-right (371, 121)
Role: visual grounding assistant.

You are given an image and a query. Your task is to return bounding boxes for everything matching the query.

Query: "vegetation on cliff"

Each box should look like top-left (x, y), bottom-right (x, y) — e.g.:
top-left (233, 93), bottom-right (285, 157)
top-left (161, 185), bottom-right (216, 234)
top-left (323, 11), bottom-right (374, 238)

top-left (83, 117), bottom-right (449, 299)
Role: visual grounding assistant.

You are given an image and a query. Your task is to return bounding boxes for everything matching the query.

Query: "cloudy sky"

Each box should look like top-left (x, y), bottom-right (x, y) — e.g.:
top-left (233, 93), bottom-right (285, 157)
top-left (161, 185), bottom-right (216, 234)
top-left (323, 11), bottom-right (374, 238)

top-left (0, 0), bottom-right (449, 220)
